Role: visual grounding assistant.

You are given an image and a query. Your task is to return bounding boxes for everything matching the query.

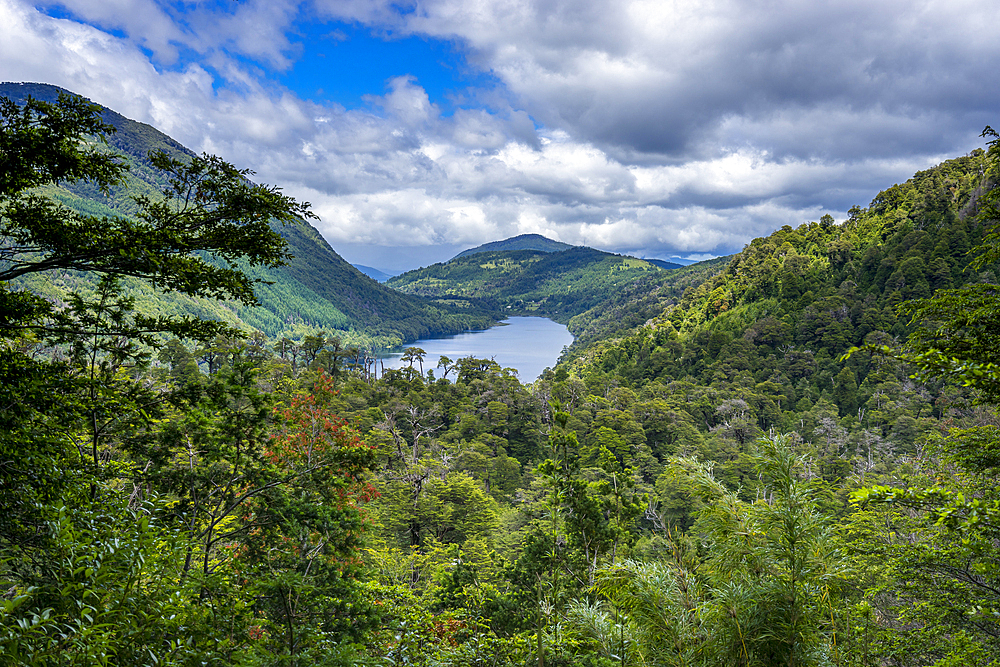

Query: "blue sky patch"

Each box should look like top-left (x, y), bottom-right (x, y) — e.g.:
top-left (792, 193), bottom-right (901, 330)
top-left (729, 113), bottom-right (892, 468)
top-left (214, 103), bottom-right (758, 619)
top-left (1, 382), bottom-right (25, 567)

top-left (277, 21), bottom-right (498, 114)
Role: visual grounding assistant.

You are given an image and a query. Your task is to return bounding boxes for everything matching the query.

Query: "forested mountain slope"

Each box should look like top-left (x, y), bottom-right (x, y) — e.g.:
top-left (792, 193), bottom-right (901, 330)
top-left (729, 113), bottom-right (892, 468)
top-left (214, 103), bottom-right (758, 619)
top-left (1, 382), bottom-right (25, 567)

top-left (388, 245), bottom-right (673, 322)
top-left (566, 149), bottom-right (990, 386)
top-left (452, 232), bottom-right (574, 259)
top-left (565, 255), bottom-right (730, 347)
top-left (0, 82), bottom-right (497, 347)
top-left (546, 149), bottom-right (993, 491)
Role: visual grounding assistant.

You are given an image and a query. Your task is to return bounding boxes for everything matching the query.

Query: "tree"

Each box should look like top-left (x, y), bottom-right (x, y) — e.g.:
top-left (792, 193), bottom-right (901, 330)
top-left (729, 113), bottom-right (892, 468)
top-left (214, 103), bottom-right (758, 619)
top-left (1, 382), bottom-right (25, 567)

top-left (401, 347), bottom-right (427, 375)
top-left (0, 495), bottom-right (194, 666)
top-left (417, 472), bottom-right (499, 545)
top-left (847, 458), bottom-right (1000, 666)
top-left (568, 435), bottom-right (846, 667)
top-left (0, 92), bottom-right (333, 665)
top-left (1, 92), bottom-right (315, 340)
top-left (437, 355), bottom-right (455, 380)
top-left (0, 93), bottom-right (124, 195)
top-left (0, 91), bottom-right (315, 494)
top-left (574, 552), bottom-right (704, 667)
top-left (881, 127), bottom-right (1000, 400)
top-left (237, 371), bottom-right (379, 664)
top-left (685, 434), bottom-right (846, 667)
top-left (843, 126), bottom-right (1000, 664)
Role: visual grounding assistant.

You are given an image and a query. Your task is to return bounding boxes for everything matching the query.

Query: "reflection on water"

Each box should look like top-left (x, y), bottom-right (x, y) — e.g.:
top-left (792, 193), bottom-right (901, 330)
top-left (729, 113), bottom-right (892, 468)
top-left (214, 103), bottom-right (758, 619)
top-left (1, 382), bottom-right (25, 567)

top-left (378, 317), bottom-right (573, 382)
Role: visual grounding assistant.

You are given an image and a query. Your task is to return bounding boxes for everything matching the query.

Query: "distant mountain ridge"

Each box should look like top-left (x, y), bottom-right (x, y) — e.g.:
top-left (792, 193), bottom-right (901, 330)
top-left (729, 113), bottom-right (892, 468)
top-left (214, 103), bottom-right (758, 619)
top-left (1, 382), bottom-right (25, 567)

top-left (352, 264), bottom-right (399, 282)
top-left (453, 233), bottom-right (575, 259)
top-left (0, 82), bottom-right (497, 347)
top-left (388, 243), bottom-right (679, 323)
top-left (644, 258), bottom-right (685, 270)
top-left (453, 233), bottom-right (684, 271)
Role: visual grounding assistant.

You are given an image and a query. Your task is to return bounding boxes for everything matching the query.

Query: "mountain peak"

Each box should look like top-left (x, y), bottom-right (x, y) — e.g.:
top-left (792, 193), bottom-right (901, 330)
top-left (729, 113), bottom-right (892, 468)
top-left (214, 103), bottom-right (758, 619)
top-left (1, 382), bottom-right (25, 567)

top-left (452, 234), bottom-right (575, 260)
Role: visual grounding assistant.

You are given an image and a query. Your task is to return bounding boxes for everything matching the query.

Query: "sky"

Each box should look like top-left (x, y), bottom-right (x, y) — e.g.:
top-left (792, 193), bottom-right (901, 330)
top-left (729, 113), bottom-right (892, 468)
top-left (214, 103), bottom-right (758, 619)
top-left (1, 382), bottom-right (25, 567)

top-left (1, 0), bottom-right (997, 273)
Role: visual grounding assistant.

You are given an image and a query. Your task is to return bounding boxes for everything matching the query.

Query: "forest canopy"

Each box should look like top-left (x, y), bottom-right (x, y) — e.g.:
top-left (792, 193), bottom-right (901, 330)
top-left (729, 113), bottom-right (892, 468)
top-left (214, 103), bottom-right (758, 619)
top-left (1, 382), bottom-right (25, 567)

top-left (3, 92), bottom-right (1000, 666)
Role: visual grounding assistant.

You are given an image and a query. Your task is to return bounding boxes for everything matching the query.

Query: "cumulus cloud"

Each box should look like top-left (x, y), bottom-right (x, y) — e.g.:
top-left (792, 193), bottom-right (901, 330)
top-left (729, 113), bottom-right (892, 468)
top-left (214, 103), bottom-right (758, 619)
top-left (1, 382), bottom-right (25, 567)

top-left (2, 0), bottom-right (996, 271)
top-left (36, 0), bottom-right (302, 68)
top-left (316, 0), bottom-right (998, 160)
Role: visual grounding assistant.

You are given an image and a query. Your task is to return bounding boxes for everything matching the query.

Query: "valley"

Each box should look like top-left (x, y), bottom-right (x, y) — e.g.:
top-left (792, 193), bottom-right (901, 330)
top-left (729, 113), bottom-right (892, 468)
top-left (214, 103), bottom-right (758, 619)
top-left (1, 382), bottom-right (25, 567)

top-left (3, 86), bottom-right (1000, 666)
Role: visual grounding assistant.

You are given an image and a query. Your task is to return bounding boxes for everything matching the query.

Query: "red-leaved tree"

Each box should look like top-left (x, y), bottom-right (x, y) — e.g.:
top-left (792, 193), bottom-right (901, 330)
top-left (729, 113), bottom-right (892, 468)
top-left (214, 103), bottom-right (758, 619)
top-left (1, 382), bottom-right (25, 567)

top-left (238, 371), bottom-right (379, 665)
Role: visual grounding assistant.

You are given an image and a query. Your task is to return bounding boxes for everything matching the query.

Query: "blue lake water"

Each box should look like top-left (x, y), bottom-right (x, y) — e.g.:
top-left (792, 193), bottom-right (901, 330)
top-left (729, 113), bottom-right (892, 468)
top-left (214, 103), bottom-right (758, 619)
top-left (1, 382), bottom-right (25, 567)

top-left (378, 317), bottom-right (573, 382)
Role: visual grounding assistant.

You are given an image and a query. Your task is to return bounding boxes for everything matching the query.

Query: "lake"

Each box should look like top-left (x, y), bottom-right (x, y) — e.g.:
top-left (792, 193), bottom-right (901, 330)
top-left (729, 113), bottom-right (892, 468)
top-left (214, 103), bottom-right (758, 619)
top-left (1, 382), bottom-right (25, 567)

top-left (378, 316), bottom-right (573, 382)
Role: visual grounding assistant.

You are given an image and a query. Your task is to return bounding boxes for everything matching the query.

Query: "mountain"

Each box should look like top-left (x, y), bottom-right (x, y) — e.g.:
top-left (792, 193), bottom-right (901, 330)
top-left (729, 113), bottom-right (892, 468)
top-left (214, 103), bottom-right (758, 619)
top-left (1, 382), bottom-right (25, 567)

top-left (558, 146), bottom-right (994, 426)
top-left (352, 264), bottom-right (399, 282)
top-left (452, 234), bottom-right (684, 270)
top-left (387, 245), bottom-right (674, 323)
top-left (660, 256), bottom-right (700, 266)
top-left (452, 233), bottom-right (575, 259)
top-left (1, 82), bottom-right (497, 348)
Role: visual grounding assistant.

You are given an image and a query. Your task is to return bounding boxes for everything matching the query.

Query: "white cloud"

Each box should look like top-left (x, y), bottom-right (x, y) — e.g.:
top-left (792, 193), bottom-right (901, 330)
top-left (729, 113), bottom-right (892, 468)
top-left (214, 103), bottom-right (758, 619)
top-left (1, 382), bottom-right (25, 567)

top-left (37, 0), bottom-right (186, 61)
top-left (2, 0), bottom-right (996, 270)
top-left (316, 0), bottom-right (998, 160)
top-left (38, 0), bottom-right (302, 68)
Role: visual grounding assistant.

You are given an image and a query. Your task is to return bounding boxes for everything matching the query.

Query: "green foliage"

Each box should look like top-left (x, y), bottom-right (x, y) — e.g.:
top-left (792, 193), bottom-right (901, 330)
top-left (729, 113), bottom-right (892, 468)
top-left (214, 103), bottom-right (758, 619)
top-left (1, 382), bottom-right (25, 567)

top-left (583, 555), bottom-right (703, 667)
top-left (844, 429), bottom-right (1000, 664)
top-left (0, 92), bottom-right (378, 666)
top-left (880, 129), bottom-right (1000, 402)
top-left (0, 498), bottom-right (191, 666)
top-left (691, 435), bottom-right (846, 665)
top-left (833, 127), bottom-right (1000, 666)
top-left (8, 84), bottom-right (1000, 667)
top-left (562, 435), bottom-right (848, 667)
top-left (1, 93), bottom-right (310, 344)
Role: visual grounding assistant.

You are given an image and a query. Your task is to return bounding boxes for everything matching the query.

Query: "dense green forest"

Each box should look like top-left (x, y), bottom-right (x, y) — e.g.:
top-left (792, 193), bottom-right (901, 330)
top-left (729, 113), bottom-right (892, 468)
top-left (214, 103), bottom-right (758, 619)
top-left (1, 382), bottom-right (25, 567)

top-left (4, 90), bottom-right (1000, 667)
